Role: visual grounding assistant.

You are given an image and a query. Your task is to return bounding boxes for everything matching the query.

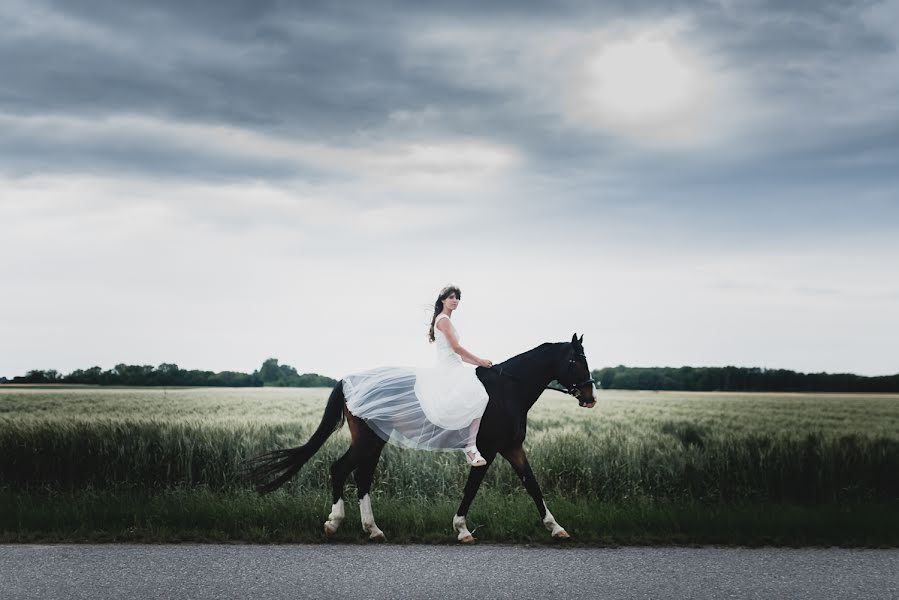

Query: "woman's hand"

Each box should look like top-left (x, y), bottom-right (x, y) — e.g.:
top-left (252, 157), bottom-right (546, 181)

top-left (478, 358), bottom-right (493, 368)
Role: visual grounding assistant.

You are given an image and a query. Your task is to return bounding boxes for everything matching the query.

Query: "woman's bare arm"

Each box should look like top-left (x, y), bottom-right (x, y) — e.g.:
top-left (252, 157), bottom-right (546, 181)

top-left (436, 319), bottom-right (493, 368)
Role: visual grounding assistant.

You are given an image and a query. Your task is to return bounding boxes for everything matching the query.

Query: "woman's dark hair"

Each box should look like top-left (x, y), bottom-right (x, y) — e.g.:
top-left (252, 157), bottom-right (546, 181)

top-left (428, 284), bottom-right (461, 342)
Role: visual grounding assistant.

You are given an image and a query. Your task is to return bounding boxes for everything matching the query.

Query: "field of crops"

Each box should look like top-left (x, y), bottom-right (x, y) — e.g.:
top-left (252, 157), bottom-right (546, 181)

top-left (2, 386), bottom-right (898, 545)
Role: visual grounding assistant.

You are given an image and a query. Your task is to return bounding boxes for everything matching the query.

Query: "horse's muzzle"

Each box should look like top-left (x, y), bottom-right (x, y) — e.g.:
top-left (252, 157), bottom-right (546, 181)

top-left (579, 400), bottom-right (596, 408)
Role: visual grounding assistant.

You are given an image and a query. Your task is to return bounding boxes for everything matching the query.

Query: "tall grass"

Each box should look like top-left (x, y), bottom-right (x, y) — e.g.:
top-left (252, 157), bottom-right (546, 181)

top-left (1, 388), bottom-right (897, 504)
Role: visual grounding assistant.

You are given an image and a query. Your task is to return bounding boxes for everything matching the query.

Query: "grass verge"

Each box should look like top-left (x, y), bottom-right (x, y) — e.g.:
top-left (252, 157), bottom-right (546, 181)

top-left (2, 488), bottom-right (897, 547)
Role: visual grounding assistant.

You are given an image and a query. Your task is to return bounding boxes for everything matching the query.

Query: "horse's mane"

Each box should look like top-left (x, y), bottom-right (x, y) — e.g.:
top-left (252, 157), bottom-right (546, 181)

top-left (494, 342), bottom-right (564, 371)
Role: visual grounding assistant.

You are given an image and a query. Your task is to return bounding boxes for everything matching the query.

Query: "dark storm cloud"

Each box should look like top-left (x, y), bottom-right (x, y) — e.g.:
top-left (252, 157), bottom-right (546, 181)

top-left (1, 0), bottom-right (504, 132)
top-left (3, 1), bottom-right (899, 380)
top-left (0, 116), bottom-right (314, 181)
top-left (1, 0), bottom-right (897, 229)
top-left (0, 0), bottom-right (519, 180)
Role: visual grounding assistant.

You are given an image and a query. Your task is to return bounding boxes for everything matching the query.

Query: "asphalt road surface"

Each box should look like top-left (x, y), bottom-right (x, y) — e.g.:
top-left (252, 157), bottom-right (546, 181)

top-left (2, 544), bottom-right (897, 600)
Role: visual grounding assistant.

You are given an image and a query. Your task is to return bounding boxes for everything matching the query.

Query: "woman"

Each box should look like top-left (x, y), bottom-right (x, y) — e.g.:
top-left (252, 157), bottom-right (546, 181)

top-left (343, 284), bottom-right (492, 466)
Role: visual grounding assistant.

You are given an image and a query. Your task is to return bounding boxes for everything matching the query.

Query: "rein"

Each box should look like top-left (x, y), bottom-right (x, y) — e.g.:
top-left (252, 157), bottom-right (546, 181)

top-left (489, 349), bottom-right (596, 402)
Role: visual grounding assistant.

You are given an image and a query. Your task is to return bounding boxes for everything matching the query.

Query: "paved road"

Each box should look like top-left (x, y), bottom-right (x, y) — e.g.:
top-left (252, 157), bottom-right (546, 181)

top-left (1, 544), bottom-right (897, 600)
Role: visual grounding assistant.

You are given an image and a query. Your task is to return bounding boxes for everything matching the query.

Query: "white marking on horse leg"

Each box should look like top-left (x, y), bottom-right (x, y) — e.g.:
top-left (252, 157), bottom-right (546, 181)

top-left (359, 494), bottom-right (385, 542)
top-left (324, 498), bottom-right (345, 536)
top-left (542, 501), bottom-right (570, 539)
top-left (453, 514), bottom-right (475, 544)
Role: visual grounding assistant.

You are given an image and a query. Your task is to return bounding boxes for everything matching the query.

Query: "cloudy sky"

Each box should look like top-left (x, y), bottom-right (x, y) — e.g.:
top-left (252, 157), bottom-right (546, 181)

top-left (2, 0), bottom-right (898, 380)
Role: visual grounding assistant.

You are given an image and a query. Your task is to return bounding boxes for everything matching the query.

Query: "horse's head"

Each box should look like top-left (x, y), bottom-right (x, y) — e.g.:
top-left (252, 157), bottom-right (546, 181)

top-left (556, 333), bottom-right (597, 408)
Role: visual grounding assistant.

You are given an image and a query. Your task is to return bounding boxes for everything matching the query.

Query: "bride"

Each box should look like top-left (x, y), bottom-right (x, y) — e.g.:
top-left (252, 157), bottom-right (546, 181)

top-left (342, 284), bottom-right (492, 466)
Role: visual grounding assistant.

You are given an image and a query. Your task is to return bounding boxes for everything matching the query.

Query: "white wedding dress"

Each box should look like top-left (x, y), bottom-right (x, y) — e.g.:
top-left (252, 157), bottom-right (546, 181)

top-left (343, 314), bottom-right (490, 450)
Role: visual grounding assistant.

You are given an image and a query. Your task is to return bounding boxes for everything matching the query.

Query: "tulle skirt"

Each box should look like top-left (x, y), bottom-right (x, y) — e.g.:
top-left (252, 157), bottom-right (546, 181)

top-left (343, 363), bottom-right (489, 451)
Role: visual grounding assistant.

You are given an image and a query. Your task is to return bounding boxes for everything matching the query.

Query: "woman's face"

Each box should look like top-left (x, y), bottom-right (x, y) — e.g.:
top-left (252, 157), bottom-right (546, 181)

top-left (442, 292), bottom-right (460, 311)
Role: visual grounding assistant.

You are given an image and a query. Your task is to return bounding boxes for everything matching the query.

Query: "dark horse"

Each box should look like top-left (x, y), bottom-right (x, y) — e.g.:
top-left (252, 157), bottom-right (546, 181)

top-left (244, 333), bottom-right (596, 542)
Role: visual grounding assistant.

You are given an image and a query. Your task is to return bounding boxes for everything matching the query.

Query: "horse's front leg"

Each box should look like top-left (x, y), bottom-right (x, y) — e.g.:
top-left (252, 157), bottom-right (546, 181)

top-left (453, 450), bottom-right (496, 544)
top-left (500, 444), bottom-right (570, 540)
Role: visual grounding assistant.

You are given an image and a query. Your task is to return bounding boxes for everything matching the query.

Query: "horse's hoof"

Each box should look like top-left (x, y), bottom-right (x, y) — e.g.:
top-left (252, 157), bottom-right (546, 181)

top-left (324, 523), bottom-right (338, 537)
top-left (368, 531), bottom-right (386, 543)
top-left (458, 534), bottom-right (476, 544)
top-left (553, 529), bottom-right (571, 540)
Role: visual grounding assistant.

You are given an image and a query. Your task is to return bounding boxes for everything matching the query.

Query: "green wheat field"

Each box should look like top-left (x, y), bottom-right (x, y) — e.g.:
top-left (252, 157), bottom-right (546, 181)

top-left (2, 386), bottom-right (897, 545)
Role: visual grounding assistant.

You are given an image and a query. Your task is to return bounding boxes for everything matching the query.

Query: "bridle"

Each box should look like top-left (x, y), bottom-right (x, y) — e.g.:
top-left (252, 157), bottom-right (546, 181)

top-left (491, 345), bottom-right (596, 404)
top-left (559, 351), bottom-right (597, 401)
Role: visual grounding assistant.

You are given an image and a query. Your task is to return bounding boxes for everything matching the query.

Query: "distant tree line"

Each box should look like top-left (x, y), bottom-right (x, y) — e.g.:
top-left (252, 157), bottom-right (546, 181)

top-left (7, 361), bottom-right (898, 392)
top-left (4, 358), bottom-right (337, 388)
top-left (592, 365), bottom-right (899, 393)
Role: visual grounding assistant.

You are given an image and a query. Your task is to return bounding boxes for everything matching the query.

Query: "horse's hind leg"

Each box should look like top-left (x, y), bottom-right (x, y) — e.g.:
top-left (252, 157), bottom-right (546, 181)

top-left (325, 411), bottom-right (367, 536)
top-left (354, 439), bottom-right (386, 542)
top-left (324, 445), bottom-right (359, 536)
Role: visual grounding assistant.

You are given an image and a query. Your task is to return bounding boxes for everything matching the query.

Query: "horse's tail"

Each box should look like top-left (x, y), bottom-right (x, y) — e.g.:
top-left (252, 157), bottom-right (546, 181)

top-left (243, 381), bottom-right (347, 495)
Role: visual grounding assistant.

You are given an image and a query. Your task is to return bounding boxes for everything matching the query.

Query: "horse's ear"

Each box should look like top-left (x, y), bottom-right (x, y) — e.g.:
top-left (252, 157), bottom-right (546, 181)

top-left (579, 334), bottom-right (584, 344)
top-left (571, 333), bottom-right (578, 344)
